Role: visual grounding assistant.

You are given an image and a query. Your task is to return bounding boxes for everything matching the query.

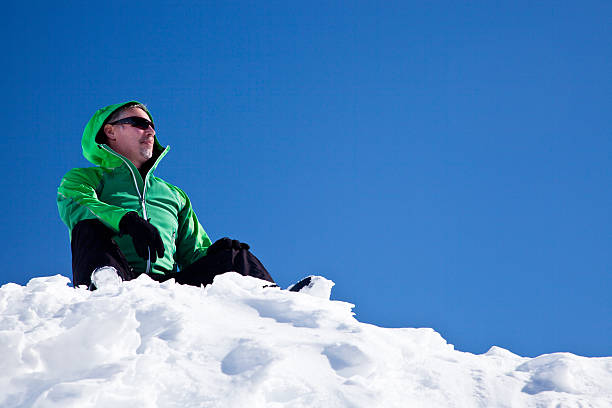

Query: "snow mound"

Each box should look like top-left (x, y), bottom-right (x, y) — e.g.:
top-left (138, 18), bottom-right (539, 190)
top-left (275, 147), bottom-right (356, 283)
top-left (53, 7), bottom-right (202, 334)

top-left (1, 273), bottom-right (611, 407)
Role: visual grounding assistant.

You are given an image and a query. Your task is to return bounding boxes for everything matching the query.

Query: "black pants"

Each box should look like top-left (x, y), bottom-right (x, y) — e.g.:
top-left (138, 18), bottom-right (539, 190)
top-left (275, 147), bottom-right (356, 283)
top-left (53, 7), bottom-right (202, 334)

top-left (71, 219), bottom-right (275, 289)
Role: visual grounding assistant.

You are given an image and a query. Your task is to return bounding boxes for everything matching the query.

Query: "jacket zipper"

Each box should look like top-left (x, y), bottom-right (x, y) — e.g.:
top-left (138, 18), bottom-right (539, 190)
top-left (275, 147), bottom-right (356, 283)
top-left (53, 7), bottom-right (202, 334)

top-left (142, 172), bottom-right (151, 273)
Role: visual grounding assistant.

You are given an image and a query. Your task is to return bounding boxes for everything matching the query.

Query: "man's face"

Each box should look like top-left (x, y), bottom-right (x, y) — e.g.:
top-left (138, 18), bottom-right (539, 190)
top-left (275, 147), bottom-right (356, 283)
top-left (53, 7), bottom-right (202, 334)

top-left (104, 107), bottom-right (155, 169)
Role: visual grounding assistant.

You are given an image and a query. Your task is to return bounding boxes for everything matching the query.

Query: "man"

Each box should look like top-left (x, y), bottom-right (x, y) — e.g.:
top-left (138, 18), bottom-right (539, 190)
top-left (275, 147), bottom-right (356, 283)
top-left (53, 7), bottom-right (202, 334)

top-left (58, 101), bottom-right (275, 290)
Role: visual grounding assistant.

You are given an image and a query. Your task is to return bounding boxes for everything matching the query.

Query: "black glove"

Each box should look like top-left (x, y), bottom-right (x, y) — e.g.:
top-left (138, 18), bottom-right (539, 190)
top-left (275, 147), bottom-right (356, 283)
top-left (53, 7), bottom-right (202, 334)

top-left (119, 212), bottom-right (165, 263)
top-left (207, 237), bottom-right (250, 255)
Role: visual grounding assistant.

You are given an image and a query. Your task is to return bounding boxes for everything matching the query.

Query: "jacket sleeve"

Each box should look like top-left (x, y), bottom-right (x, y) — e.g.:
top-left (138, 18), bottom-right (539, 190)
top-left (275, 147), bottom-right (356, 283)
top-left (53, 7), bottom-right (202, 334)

top-left (174, 187), bottom-right (212, 270)
top-left (57, 167), bottom-right (131, 236)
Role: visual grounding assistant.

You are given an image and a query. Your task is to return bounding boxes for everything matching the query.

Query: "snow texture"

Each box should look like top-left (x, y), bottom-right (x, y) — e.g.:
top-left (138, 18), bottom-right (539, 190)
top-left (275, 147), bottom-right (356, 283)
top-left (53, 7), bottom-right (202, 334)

top-left (0, 273), bottom-right (611, 408)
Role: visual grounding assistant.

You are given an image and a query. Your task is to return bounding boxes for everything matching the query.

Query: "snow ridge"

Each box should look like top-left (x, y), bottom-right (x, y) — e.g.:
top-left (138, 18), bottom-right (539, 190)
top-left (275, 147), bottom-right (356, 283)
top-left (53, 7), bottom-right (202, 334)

top-left (0, 274), bottom-right (611, 408)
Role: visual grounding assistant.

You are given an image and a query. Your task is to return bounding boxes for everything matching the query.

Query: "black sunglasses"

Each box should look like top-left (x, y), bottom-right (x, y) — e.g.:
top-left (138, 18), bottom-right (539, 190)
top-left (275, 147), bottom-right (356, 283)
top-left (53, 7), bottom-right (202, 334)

top-left (108, 116), bottom-right (155, 130)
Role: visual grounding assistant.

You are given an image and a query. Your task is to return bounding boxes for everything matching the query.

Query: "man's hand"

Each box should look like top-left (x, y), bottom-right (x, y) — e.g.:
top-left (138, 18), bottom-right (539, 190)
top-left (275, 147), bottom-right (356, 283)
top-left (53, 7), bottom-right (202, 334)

top-left (207, 237), bottom-right (250, 255)
top-left (119, 212), bottom-right (165, 262)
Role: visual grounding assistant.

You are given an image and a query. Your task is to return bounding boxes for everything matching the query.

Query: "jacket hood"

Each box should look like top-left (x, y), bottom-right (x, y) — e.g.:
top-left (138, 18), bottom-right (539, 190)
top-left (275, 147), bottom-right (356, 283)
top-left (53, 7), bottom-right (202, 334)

top-left (82, 101), bottom-right (165, 168)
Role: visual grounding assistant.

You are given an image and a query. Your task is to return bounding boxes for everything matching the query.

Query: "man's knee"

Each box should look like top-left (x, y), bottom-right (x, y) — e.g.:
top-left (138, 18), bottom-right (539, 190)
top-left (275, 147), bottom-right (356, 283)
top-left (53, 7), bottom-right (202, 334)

top-left (71, 219), bottom-right (133, 287)
top-left (72, 219), bottom-right (115, 241)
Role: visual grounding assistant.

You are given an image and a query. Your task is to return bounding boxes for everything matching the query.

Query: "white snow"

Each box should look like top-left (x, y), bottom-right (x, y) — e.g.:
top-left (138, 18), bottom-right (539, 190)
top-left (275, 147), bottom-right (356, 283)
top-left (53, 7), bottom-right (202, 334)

top-left (0, 273), bottom-right (611, 408)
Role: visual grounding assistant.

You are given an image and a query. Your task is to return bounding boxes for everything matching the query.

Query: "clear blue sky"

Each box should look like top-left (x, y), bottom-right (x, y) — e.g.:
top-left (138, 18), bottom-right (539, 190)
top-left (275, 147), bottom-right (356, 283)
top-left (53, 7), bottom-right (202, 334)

top-left (2, 1), bottom-right (610, 357)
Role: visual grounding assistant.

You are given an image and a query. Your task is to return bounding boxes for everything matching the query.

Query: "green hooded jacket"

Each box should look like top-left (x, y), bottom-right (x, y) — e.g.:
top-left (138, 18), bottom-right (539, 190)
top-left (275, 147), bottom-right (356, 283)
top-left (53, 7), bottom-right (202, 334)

top-left (57, 101), bottom-right (211, 277)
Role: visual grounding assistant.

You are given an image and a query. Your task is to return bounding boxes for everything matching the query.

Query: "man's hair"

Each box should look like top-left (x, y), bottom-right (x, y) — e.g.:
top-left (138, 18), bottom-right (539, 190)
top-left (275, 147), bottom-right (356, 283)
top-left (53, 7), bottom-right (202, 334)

top-left (96, 102), bottom-right (150, 144)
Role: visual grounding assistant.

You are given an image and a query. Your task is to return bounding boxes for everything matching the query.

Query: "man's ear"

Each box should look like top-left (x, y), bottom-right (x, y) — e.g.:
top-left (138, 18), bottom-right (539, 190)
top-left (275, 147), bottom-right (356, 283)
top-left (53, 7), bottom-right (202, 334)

top-left (104, 124), bottom-right (116, 142)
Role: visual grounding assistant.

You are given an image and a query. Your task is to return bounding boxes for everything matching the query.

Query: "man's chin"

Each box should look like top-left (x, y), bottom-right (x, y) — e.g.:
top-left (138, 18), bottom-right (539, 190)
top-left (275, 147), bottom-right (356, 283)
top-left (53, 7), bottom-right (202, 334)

top-left (140, 150), bottom-right (154, 162)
